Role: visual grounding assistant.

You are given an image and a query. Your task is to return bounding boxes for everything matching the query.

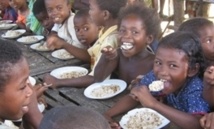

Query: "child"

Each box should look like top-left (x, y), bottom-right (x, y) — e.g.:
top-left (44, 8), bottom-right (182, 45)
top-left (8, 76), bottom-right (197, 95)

top-left (45, 0), bottom-right (84, 49)
top-left (130, 32), bottom-right (209, 129)
top-left (0, 0), bottom-right (17, 22)
top-left (94, 3), bottom-right (160, 86)
top-left (43, 0), bottom-right (127, 88)
top-left (200, 66), bottom-right (214, 129)
top-left (178, 17), bottom-right (214, 62)
top-left (178, 17), bottom-right (214, 129)
top-left (9, 0), bottom-right (44, 35)
top-left (32, 0), bottom-right (54, 36)
top-left (0, 39), bottom-right (43, 129)
top-left (39, 105), bottom-right (111, 129)
top-left (74, 9), bottom-right (99, 48)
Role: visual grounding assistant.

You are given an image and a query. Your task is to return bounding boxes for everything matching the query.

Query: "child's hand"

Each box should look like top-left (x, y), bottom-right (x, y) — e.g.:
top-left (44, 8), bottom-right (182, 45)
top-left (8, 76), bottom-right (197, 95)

top-left (46, 35), bottom-right (64, 50)
top-left (33, 83), bottom-right (52, 98)
top-left (200, 112), bottom-right (214, 129)
top-left (43, 74), bottom-right (59, 88)
top-left (101, 46), bottom-right (118, 60)
top-left (204, 66), bottom-right (214, 86)
top-left (128, 75), bottom-right (144, 90)
top-left (130, 86), bottom-right (157, 108)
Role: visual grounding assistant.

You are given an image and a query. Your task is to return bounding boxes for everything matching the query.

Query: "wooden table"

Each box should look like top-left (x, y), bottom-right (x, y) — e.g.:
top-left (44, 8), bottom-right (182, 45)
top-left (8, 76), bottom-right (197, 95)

top-left (0, 30), bottom-right (177, 128)
top-left (0, 30), bottom-right (122, 115)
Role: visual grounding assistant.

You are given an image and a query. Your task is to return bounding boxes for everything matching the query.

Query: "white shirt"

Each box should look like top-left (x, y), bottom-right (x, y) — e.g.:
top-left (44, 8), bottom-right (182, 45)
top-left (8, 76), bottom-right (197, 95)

top-left (51, 12), bottom-right (84, 49)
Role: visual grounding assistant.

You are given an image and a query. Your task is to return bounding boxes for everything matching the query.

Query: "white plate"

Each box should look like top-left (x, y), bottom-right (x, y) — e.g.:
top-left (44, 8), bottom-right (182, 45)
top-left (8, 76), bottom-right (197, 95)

top-left (17, 35), bottom-right (44, 44)
top-left (29, 76), bottom-right (36, 86)
top-left (0, 20), bottom-right (13, 24)
top-left (1, 29), bottom-right (26, 39)
top-left (119, 108), bottom-right (170, 129)
top-left (30, 42), bottom-right (51, 52)
top-left (51, 49), bottom-right (74, 60)
top-left (50, 66), bottom-right (88, 79)
top-left (0, 23), bottom-right (17, 30)
top-left (84, 79), bottom-right (127, 99)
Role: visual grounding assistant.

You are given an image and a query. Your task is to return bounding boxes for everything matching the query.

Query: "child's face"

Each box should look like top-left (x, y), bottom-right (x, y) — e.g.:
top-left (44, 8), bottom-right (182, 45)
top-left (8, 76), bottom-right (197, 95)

top-left (153, 47), bottom-right (189, 95)
top-left (199, 25), bottom-right (214, 61)
top-left (89, 0), bottom-right (104, 26)
top-left (74, 16), bottom-right (99, 47)
top-left (0, 0), bottom-right (9, 11)
top-left (36, 12), bottom-right (54, 31)
top-left (118, 14), bottom-right (152, 57)
top-left (9, 0), bottom-right (26, 10)
top-left (45, 0), bottom-right (71, 24)
top-left (0, 58), bottom-right (32, 120)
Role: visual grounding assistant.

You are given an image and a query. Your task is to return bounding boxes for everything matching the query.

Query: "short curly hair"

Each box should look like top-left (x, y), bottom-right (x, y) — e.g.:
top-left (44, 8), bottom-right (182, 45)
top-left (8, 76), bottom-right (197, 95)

top-left (95, 0), bottom-right (127, 19)
top-left (158, 32), bottom-right (205, 77)
top-left (33, 0), bottom-right (46, 16)
top-left (178, 17), bottom-right (213, 38)
top-left (118, 3), bottom-right (160, 39)
top-left (0, 40), bottom-right (23, 91)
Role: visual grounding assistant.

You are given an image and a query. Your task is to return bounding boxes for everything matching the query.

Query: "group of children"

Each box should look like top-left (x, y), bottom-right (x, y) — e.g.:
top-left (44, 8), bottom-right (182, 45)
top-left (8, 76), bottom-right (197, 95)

top-left (1, 0), bottom-right (214, 129)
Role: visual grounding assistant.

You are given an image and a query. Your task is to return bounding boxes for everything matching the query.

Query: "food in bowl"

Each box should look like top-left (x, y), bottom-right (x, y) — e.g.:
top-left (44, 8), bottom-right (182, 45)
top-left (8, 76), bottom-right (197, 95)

top-left (4, 30), bottom-right (22, 37)
top-left (124, 109), bottom-right (163, 129)
top-left (20, 36), bottom-right (38, 43)
top-left (59, 71), bottom-right (87, 79)
top-left (57, 50), bottom-right (73, 59)
top-left (35, 43), bottom-right (49, 51)
top-left (0, 23), bottom-right (11, 28)
top-left (90, 84), bottom-right (120, 97)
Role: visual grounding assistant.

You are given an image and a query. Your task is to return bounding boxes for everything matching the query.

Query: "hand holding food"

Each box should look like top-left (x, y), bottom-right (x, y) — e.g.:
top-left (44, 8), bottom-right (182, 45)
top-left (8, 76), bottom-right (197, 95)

top-left (101, 46), bottom-right (118, 60)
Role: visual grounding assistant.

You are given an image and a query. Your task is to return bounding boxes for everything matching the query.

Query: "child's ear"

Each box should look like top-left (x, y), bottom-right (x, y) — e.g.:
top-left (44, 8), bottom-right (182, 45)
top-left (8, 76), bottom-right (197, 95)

top-left (103, 10), bottom-right (110, 21)
top-left (187, 63), bottom-right (200, 77)
top-left (146, 35), bottom-right (154, 45)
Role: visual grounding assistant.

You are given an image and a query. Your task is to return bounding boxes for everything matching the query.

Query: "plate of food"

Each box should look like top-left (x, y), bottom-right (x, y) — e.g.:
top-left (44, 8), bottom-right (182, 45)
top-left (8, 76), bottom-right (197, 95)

top-left (30, 42), bottom-right (51, 52)
top-left (17, 35), bottom-right (44, 44)
top-left (51, 49), bottom-right (74, 60)
top-left (84, 79), bottom-right (127, 99)
top-left (119, 108), bottom-right (170, 129)
top-left (0, 20), bottom-right (13, 24)
top-left (50, 66), bottom-right (88, 79)
top-left (0, 23), bottom-right (17, 30)
top-left (1, 29), bottom-right (26, 39)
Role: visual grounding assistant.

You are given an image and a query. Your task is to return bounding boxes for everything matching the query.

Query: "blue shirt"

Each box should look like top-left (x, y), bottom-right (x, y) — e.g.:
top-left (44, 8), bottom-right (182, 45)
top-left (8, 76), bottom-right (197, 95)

top-left (140, 71), bottom-right (210, 114)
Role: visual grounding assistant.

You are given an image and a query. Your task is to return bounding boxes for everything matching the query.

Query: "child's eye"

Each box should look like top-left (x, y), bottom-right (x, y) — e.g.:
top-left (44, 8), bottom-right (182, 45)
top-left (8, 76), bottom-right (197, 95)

top-left (169, 64), bottom-right (177, 68)
top-left (205, 38), bottom-right (212, 44)
top-left (47, 8), bottom-right (52, 13)
top-left (132, 31), bottom-right (138, 35)
top-left (154, 60), bottom-right (161, 65)
top-left (84, 27), bottom-right (89, 31)
top-left (56, 6), bottom-right (62, 11)
top-left (20, 84), bottom-right (27, 90)
top-left (119, 29), bottom-right (125, 34)
top-left (75, 28), bottom-right (80, 32)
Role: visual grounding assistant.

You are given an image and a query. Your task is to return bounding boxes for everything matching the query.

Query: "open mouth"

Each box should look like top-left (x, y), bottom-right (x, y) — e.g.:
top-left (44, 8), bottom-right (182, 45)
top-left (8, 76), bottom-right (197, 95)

top-left (120, 42), bottom-right (134, 50)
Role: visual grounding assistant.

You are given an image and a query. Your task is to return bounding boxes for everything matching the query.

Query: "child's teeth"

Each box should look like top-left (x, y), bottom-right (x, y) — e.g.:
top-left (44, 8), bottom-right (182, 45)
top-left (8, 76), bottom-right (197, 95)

top-left (120, 42), bottom-right (133, 50)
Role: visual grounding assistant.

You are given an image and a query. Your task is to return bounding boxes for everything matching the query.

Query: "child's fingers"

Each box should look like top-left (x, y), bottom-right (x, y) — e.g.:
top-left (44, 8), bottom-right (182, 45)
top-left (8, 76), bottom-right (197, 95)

top-left (200, 115), bottom-right (206, 128)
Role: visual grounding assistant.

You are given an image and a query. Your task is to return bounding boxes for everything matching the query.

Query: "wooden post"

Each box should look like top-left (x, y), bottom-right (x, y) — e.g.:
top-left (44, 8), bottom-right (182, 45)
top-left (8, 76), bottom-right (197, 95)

top-left (173, 0), bottom-right (185, 27)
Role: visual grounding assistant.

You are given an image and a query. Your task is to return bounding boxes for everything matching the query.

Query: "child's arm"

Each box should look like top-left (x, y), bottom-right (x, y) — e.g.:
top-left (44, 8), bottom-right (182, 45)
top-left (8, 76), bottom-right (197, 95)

top-left (131, 86), bottom-right (203, 129)
top-left (43, 74), bottom-right (94, 88)
top-left (200, 112), bottom-right (214, 129)
top-left (46, 35), bottom-right (90, 62)
top-left (203, 66), bottom-right (214, 107)
top-left (94, 46), bottom-right (119, 82)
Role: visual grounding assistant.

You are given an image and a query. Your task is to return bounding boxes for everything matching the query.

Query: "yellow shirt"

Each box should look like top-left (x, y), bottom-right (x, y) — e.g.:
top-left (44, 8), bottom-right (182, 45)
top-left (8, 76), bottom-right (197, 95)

top-left (88, 25), bottom-right (118, 76)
